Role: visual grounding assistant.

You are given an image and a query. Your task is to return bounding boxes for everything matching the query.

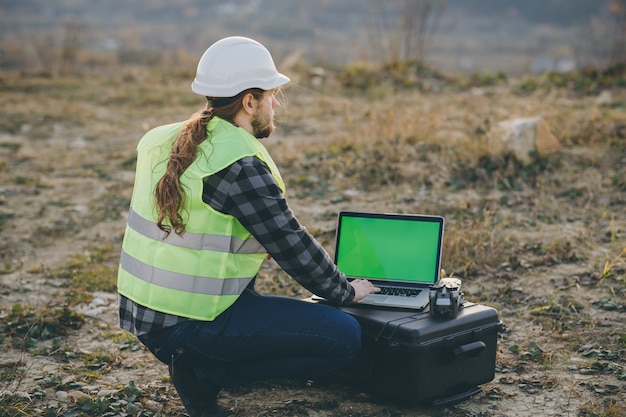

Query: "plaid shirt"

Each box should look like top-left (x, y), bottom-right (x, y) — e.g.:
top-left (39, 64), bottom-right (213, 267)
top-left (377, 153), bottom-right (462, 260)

top-left (119, 156), bottom-right (354, 336)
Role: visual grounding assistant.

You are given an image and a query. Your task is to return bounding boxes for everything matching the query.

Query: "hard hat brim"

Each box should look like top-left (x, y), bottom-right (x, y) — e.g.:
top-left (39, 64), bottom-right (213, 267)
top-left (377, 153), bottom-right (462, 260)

top-left (191, 73), bottom-right (290, 98)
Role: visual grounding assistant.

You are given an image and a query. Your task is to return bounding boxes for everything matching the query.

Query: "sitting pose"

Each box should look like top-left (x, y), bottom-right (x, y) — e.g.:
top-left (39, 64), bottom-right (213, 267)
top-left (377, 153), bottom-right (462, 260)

top-left (117, 36), bottom-right (379, 417)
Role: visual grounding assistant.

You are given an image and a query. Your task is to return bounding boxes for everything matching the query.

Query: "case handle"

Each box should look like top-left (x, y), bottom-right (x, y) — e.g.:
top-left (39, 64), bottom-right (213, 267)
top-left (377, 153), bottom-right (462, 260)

top-left (452, 341), bottom-right (486, 358)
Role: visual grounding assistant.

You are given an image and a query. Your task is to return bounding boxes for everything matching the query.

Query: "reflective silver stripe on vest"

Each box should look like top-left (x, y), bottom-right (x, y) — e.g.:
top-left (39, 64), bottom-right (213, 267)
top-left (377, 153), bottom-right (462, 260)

top-left (120, 251), bottom-right (253, 295)
top-left (127, 209), bottom-right (265, 254)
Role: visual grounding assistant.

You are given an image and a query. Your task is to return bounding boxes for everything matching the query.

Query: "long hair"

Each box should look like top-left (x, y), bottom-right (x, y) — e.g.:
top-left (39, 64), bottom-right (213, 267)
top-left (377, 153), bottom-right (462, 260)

top-left (154, 88), bottom-right (265, 237)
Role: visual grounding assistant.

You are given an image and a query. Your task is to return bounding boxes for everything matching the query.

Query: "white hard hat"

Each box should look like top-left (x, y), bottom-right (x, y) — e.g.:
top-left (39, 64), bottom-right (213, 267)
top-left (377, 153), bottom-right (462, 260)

top-left (191, 36), bottom-right (290, 97)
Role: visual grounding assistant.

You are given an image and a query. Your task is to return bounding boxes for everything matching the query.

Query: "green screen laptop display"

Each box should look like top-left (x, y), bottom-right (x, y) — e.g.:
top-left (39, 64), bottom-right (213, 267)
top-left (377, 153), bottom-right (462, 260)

top-left (334, 212), bottom-right (443, 284)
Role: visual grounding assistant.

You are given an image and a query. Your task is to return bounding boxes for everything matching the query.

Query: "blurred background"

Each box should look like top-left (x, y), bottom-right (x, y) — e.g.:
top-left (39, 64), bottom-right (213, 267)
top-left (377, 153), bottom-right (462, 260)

top-left (0, 3), bottom-right (625, 417)
top-left (1, 0), bottom-right (624, 77)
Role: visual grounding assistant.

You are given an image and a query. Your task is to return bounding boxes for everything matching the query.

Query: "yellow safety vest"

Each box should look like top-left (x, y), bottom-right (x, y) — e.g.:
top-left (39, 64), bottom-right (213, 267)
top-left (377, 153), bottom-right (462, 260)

top-left (117, 117), bottom-right (285, 321)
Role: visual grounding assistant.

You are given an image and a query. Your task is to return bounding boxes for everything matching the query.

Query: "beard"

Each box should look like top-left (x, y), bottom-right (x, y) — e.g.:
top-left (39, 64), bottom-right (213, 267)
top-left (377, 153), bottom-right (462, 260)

top-left (251, 110), bottom-right (275, 139)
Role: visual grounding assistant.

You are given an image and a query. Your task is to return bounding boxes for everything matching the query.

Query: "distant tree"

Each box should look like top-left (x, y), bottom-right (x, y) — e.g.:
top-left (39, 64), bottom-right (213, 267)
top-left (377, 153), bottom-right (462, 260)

top-left (29, 19), bottom-right (86, 76)
top-left (60, 20), bottom-right (87, 76)
top-left (607, 0), bottom-right (626, 65)
top-left (369, 0), bottom-right (446, 65)
top-left (448, 0), bottom-right (607, 27)
top-left (31, 32), bottom-right (59, 76)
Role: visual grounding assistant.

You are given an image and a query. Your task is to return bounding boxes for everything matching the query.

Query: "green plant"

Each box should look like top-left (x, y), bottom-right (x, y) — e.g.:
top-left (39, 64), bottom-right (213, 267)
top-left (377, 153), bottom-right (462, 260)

top-left (0, 304), bottom-right (84, 348)
top-left (0, 393), bottom-right (40, 417)
top-left (512, 76), bottom-right (542, 96)
top-left (0, 212), bottom-right (13, 233)
top-left (528, 299), bottom-right (587, 335)
top-left (30, 380), bottom-right (156, 417)
top-left (447, 151), bottom-right (554, 192)
top-left (508, 341), bottom-right (553, 365)
top-left (338, 62), bottom-right (382, 91)
top-left (52, 243), bottom-right (119, 305)
top-left (579, 398), bottom-right (624, 417)
top-left (598, 242), bottom-right (626, 282)
top-left (469, 70), bottom-right (507, 87)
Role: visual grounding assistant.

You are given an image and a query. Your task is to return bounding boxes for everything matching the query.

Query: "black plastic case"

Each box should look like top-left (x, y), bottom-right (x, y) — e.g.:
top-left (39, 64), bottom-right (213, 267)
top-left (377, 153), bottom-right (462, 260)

top-left (336, 302), bottom-right (503, 405)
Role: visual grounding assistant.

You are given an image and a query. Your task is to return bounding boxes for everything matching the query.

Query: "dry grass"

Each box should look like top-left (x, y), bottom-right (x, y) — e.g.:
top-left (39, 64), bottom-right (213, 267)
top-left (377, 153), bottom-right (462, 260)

top-left (0, 67), bottom-right (624, 416)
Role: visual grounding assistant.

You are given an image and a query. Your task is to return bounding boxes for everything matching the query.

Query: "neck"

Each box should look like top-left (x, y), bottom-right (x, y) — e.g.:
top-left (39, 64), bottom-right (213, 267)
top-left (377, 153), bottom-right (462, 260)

top-left (232, 112), bottom-right (254, 136)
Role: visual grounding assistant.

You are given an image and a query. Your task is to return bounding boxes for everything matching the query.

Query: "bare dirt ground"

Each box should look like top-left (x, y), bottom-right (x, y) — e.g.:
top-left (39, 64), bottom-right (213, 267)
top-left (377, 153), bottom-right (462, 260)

top-left (0, 72), bottom-right (624, 417)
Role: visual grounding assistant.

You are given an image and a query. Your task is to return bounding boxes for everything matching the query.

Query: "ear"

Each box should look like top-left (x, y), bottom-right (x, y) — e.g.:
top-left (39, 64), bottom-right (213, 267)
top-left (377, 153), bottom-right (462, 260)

top-left (241, 93), bottom-right (257, 115)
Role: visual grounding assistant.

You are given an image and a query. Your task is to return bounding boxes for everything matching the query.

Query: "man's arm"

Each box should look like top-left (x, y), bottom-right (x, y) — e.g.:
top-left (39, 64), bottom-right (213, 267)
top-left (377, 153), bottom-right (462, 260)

top-left (202, 156), bottom-right (355, 305)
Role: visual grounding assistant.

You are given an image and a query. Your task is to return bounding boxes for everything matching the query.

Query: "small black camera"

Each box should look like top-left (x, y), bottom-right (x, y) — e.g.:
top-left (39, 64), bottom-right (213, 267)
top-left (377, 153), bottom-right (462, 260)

top-left (429, 278), bottom-right (464, 317)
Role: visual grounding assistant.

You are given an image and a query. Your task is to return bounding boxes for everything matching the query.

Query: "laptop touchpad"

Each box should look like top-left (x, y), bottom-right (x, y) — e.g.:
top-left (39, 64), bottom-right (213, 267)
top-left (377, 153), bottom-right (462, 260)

top-left (361, 294), bottom-right (391, 303)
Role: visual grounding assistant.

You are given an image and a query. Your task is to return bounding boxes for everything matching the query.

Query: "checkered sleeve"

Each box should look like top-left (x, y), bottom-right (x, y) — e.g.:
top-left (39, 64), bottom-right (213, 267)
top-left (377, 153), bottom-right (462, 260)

top-left (203, 157), bottom-right (355, 305)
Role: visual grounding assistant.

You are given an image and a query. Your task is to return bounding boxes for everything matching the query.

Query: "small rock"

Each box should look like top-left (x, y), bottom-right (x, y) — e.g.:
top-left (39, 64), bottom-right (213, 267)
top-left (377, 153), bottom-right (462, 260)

top-left (142, 399), bottom-right (163, 413)
top-left (598, 300), bottom-right (618, 311)
top-left (55, 391), bottom-right (69, 401)
top-left (343, 189), bottom-right (360, 198)
top-left (499, 376), bottom-right (515, 384)
top-left (97, 389), bottom-right (118, 397)
top-left (16, 140), bottom-right (37, 161)
top-left (68, 390), bottom-right (90, 402)
top-left (47, 400), bottom-right (60, 408)
top-left (578, 275), bottom-right (597, 286)
top-left (7, 391), bottom-right (32, 401)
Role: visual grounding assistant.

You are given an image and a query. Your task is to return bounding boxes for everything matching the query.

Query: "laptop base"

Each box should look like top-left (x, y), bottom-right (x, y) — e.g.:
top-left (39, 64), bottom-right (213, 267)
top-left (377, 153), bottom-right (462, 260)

top-left (356, 293), bottom-right (430, 310)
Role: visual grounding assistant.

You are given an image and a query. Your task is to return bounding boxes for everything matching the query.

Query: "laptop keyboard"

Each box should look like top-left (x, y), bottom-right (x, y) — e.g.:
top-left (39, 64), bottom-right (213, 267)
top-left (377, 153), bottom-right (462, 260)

top-left (377, 286), bottom-right (422, 297)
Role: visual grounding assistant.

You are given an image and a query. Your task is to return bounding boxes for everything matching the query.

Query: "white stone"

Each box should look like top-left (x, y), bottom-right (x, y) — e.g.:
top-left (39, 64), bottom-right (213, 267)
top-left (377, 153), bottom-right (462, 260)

top-left (488, 117), bottom-right (560, 163)
top-left (595, 90), bottom-right (613, 106)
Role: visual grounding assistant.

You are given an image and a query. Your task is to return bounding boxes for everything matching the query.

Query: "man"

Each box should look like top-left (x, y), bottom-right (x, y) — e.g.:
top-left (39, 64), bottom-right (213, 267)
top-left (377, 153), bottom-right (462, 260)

top-left (117, 36), bottom-right (379, 417)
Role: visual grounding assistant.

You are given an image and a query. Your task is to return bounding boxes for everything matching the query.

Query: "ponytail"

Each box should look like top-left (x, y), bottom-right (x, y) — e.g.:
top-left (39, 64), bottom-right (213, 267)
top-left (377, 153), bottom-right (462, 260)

top-left (154, 88), bottom-right (264, 237)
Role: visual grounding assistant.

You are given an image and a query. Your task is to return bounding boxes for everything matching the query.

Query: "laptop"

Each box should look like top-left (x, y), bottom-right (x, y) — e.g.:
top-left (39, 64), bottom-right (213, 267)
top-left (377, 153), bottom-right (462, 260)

top-left (330, 211), bottom-right (444, 310)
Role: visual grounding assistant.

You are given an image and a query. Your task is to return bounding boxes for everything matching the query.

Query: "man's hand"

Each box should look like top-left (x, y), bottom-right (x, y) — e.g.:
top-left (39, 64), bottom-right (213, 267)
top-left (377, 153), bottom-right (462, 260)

top-left (350, 279), bottom-right (380, 303)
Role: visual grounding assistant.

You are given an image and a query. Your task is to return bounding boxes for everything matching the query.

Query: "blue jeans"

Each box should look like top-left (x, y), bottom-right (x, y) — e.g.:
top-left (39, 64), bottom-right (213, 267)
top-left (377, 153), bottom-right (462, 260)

top-left (138, 286), bottom-right (361, 388)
